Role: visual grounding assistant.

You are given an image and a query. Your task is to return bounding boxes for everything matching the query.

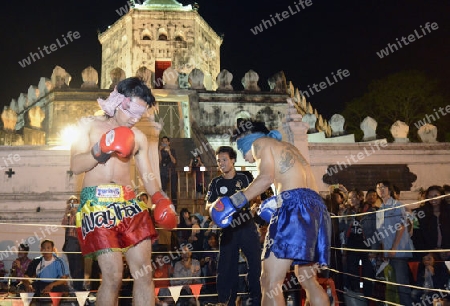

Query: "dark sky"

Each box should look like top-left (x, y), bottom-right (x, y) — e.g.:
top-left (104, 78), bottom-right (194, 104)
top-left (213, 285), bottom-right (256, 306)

top-left (0, 0), bottom-right (448, 119)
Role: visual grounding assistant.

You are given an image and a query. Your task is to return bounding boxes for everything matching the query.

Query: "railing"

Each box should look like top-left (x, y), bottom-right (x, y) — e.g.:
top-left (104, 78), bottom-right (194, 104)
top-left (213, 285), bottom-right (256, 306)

top-left (166, 166), bottom-right (258, 214)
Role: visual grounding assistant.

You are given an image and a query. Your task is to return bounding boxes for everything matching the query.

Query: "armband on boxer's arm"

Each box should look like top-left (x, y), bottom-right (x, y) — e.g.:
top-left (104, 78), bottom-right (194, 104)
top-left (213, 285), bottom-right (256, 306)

top-left (229, 191), bottom-right (248, 209)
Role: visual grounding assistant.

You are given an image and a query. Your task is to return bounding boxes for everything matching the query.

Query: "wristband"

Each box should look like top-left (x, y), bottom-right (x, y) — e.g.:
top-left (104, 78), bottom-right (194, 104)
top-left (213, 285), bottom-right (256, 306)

top-left (91, 142), bottom-right (111, 163)
top-left (229, 191), bottom-right (248, 208)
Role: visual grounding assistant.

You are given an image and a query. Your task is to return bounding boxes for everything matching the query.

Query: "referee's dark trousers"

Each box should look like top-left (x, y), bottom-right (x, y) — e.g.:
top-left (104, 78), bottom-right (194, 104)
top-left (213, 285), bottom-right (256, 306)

top-left (216, 214), bottom-right (261, 305)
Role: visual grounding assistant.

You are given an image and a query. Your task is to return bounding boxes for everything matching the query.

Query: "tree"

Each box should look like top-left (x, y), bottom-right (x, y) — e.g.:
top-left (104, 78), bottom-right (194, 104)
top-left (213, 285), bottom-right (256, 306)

top-left (342, 70), bottom-right (445, 142)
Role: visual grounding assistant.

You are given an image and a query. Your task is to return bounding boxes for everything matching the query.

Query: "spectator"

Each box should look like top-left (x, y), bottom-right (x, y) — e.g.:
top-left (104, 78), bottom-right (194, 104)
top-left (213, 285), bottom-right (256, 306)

top-left (177, 208), bottom-right (192, 248)
top-left (11, 243), bottom-right (32, 287)
top-left (375, 180), bottom-right (414, 305)
top-left (21, 239), bottom-right (70, 298)
top-left (364, 189), bottom-right (378, 206)
top-left (0, 259), bottom-right (6, 291)
top-left (443, 184), bottom-right (450, 205)
top-left (61, 195), bottom-right (84, 291)
top-left (199, 233), bottom-right (219, 305)
top-left (330, 184), bottom-right (348, 217)
top-left (137, 191), bottom-right (149, 205)
top-left (360, 190), bottom-right (379, 248)
top-left (340, 189), bottom-right (375, 296)
top-left (364, 188), bottom-right (382, 209)
top-left (325, 191), bottom-right (344, 300)
top-left (203, 219), bottom-right (218, 237)
top-left (333, 184), bottom-right (349, 291)
top-left (203, 219), bottom-right (219, 250)
top-left (153, 247), bottom-right (174, 306)
top-left (411, 252), bottom-right (450, 304)
top-left (171, 246), bottom-right (201, 306)
top-left (189, 153), bottom-right (205, 198)
top-left (188, 213), bottom-right (204, 259)
top-left (159, 136), bottom-right (178, 207)
top-left (416, 185), bottom-right (450, 260)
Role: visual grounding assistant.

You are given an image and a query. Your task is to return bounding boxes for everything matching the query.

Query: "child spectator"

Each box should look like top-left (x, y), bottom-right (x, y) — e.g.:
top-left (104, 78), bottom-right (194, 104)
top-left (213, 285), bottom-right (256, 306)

top-left (11, 243), bottom-right (32, 288)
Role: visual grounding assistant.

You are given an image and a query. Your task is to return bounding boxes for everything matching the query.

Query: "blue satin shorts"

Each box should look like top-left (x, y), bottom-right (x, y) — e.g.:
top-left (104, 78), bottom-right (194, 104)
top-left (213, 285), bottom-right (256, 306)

top-left (262, 188), bottom-right (331, 266)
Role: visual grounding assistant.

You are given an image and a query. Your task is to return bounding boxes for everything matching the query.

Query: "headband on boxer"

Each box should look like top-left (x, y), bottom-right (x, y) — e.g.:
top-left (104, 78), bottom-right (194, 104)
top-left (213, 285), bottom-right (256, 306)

top-left (236, 130), bottom-right (282, 155)
top-left (97, 88), bottom-right (133, 116)
top-left (118, 100), bottom-right (148, 119)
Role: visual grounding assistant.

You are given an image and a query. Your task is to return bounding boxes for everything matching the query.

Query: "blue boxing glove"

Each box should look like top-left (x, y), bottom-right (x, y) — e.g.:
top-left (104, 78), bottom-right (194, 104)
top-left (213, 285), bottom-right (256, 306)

top-left (210, 197), bottom-right (237, 228)
top-left (258, 196), bottom-right (278, 223)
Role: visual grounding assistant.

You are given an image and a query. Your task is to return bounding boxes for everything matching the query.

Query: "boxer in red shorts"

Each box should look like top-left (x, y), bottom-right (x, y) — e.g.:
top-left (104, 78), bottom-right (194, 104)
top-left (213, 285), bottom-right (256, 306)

top-left (71, 77), bottom-right (177, 306)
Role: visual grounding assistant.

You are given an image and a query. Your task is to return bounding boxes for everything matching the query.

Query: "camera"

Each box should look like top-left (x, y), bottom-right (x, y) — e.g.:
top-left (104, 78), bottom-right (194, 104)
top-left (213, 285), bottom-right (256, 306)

top-left (194, 158), bottom-right (199, 164)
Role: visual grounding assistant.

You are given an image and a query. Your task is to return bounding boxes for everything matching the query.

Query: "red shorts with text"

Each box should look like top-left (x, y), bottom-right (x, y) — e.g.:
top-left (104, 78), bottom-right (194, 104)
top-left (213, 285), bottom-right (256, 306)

top-left (75, 184), bottom-right (158, 258)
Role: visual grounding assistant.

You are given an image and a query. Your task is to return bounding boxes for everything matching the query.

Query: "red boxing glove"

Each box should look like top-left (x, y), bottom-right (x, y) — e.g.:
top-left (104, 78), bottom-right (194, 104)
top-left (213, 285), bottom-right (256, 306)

top-left (151, 191), bottom-right (177, 230)
top-left (91, 126), bottom-right (135, 163)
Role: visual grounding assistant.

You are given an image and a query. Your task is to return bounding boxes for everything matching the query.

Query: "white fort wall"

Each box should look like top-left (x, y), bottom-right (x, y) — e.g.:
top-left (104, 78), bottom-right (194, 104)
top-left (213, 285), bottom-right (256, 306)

top-left (310, 141), bottom-right (450, 202)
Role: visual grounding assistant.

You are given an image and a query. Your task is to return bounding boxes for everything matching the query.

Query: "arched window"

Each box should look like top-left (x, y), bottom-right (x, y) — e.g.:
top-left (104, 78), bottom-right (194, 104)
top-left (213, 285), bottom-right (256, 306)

top-left (141, 29), bottom-right (152, 41)
top-left (174, 30), bottom-right (185, 42)
top-left (158, 27), bottom-right (168, 41)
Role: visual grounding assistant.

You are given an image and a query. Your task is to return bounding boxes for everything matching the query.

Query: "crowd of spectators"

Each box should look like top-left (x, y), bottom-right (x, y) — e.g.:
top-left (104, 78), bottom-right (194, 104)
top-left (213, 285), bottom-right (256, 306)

top-left (0, 182), bottom-right (449, 306)
top-left (330, 182), bottom-right (450, 305)
top-left (151, 209), bottom-right (223, 306)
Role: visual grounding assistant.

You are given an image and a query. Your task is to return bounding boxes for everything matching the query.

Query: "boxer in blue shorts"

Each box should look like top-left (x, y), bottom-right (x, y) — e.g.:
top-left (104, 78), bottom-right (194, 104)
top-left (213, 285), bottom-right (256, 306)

top-left (209, 119), bottom-right (331, 306)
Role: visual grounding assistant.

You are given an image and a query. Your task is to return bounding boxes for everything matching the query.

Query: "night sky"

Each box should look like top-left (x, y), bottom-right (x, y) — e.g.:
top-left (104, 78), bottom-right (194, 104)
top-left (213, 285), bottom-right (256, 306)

top-left (0, 0), bottom-right (448, 119)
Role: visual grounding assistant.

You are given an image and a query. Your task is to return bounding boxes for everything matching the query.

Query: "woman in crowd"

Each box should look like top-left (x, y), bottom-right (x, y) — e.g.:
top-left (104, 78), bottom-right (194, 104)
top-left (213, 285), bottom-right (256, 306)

top-left (416, 185), bottom-right (450, 260)
top-left (188, 213), bottom-right (204, 259)
top-left (177, 208), bottom-right (192, 247)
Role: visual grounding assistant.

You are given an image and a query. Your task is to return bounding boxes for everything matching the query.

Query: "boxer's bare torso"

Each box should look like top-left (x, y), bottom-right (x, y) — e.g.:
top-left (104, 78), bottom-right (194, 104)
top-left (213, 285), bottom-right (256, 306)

top-left (243, 137), bottom-right (318, 200)
top-left (70, 115), bottom-right (156, 191)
